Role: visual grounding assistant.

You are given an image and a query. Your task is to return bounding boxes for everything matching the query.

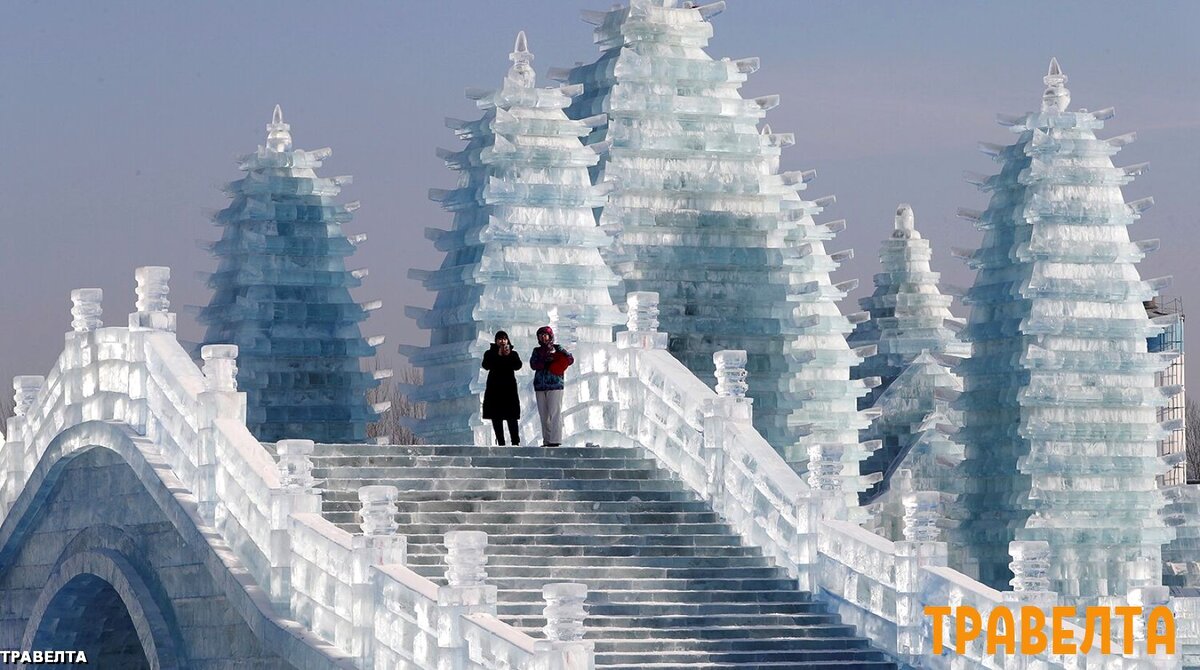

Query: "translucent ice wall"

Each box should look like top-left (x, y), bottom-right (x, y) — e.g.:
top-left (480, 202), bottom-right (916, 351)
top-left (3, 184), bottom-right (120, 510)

top-left (405, 32), bottom-right (624, 445)
top-left (952, 60), bottom-right (1174, 604)
top-left (563, 0), bottom-right (870, 508)
top-left (199, 106), bottom-right (385, 443)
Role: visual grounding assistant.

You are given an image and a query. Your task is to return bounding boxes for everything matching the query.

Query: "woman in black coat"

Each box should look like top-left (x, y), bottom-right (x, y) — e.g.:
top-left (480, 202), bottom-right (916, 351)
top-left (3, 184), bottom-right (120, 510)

top-left (481, 330), bottom-right (522, 445)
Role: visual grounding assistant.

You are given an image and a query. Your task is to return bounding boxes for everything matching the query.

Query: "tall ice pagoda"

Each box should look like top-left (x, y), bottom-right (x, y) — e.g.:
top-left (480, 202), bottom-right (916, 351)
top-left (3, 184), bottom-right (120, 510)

top-left (199, 107), bottom-right (387, 443)
top-left (952, 60), bottom-right (1174, 603)
top-left (563, 0), bottom-right (871, 507)
top-left (404, 32), bottom-right (623, 445)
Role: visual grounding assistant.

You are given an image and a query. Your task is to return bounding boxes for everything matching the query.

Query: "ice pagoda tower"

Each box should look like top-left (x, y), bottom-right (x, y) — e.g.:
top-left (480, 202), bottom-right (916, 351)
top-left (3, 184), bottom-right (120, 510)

top-left (953, 59), bottom-right (1174, 603)
top-left (404, 32), bottom-right (623, 445)
top-left (199, 106), bottom-right (387, 443)
top-left (849, 204), bottom-right (968, 410)
top-left (849, 204), bottom-right (969, 500)
top-left (563, 0), bottom-right (871, 506)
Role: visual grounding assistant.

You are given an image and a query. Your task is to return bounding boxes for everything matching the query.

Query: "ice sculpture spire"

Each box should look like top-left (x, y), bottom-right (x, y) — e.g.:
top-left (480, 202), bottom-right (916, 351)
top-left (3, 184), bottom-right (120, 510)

top-left (952, 60), bottom-right (1173, 604)
top-left (404, 32), bottom-right (623, 445)
top-left (199, 107), bottom-right (387, 443)
top-left (849, 205), bottom-right (968, 501)
top-left (563, 1), bottom-right (871, 514)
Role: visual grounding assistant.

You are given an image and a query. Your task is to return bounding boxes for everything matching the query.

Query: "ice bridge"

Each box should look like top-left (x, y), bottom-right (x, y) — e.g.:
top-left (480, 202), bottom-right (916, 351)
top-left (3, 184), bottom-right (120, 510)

top-left (0, 269), bottom-right (1189, 668)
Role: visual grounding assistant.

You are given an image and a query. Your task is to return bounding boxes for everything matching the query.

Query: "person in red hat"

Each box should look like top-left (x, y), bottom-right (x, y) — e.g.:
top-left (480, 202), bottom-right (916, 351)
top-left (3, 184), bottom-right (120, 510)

top-left (529, 325), bottom-right (573, 446)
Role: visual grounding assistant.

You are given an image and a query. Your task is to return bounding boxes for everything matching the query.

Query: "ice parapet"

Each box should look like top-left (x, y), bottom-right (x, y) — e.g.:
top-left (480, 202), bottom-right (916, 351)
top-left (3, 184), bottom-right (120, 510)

top-left (198, 106), bottom-right (384, 443)
top-left (564, 1), bottom-right (869, 512)
top-left (952, 60), bottom-right (1174, 603)
top-left (405, 33), bottom-right (624, 445)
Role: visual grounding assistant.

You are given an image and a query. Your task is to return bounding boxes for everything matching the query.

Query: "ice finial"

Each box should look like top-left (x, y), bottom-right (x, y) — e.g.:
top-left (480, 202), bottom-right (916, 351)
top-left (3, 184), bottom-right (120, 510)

top-left (1041, 57), bottom-right (1070, 112)
top-left (760, 124), bottom-right (772, 136)
top-left (506, 30), bottom-right (535, 89)
top-left (266, 104), bottom-right (292, 151)
top-left (893, 204), bottom-right (920, 239)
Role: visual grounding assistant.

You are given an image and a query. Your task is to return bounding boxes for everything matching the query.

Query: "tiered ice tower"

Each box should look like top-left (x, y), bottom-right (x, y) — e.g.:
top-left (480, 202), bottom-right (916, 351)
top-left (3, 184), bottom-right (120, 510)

top-left (404, 32), bottom-right (623, 445)
top-left (849, 204), bottom-right (968, 409)
top-left (849, 205), bottom-right (969, 501)
top-left (199, 106), bottom-right (387, 443)
top-left (953, 59), bottom-right (1174, 603)
top-left (563, 0), bottom-right (871, 507)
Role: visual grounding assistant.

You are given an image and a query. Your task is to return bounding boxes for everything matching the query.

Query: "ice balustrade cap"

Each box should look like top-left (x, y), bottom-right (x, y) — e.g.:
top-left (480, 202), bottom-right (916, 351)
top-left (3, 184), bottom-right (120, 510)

top-left (542, 583), bottom-right (588, 642)
top-left (200, 344), bottom-right (239, 392)
top-left (12, 376), bottom-right (44, 418)
top-left (1009, 540), bottom-right (1051, 592)
top-left (276, 439), bottom-right (318, 492)
top-left (70, 288), bottom-right (103, 333)
top-left (134, 266), bottom-right (171, 313)
top-left (444, 530), bottom-right (489, 587)
top-left (901, 492), bottom-right (941, 542)
top-left (713, 350), bottom-right (748, 398)
top-left (358, 485), bottom-right (399, 536)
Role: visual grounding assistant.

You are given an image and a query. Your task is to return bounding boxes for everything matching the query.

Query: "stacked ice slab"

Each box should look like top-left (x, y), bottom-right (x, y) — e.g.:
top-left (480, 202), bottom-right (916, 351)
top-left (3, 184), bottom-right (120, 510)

top-left (405, 32), bottom-right (623, 445)
top-left (849, 205), bottom-right (969, 502)
top-left (199, 106), bottom-right (385, 443)
top-left (953, 60), bottom-right (1174, 603)
top-left (562, 0), bottom-right (870, 504)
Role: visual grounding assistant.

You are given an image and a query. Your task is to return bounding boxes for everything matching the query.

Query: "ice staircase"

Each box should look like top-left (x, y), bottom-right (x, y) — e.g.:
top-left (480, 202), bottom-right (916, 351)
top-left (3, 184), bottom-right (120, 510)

top-left (311, 442), bottom-right (899, 669)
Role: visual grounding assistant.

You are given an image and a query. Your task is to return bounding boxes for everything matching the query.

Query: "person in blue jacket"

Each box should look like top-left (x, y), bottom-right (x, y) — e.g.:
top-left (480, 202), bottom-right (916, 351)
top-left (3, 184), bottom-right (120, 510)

top-left (528, 325), bottom-right (573, 447)
top-left (481, 331), bottom-right (522, 445)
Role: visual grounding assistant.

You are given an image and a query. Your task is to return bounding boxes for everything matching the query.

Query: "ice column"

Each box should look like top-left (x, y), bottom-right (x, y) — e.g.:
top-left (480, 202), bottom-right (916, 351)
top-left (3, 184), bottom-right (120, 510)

top-left (405, 31), bottom-right (623, 445)
top-left (563, 1), bottom-right (869, 505)
top-left (198, 105), bottom-right (386, 443)
top-left (952, 59), bottom-right (1172, 604)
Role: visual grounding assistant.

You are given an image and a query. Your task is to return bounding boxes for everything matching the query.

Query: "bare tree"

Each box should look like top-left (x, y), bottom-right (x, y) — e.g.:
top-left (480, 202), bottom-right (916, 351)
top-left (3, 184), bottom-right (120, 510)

top-left (1187, 398), bottom-right (1200, 484)
top-left (365, 360), bottom-right (424, 445)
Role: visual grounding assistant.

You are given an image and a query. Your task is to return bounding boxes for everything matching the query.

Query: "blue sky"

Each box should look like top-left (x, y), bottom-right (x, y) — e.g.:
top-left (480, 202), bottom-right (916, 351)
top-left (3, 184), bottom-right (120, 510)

top-left (2, 1), bottom-right (1198, 392)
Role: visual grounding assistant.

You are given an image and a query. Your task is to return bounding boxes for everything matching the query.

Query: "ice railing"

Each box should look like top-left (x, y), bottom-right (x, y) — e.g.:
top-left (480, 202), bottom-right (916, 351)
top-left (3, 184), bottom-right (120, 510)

top-left (562, 291), bottom-right (1176, 669)
top-left (0, 268), bottom-right (589, 670)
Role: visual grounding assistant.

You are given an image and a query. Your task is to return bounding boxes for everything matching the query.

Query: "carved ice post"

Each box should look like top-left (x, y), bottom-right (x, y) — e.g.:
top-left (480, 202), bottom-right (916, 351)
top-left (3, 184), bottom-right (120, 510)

top-left (129, 266), bottom-right (176, 332)
top-left (1003, 540), bottom-right (1055, 666)
top-left (896, 492), bottom-right (946, 663)
top-left (701, 350), bottom-right (751, 503)
top-left (197, 345), bottom-right (244, 526)
top-left (1, 376), bottom-right (44, 516)
top-left (549, 304), bottom-right (582, 351)
top-left (532, 583), bottom-right (594, 670)
top-left (440, 530), bottom-right (497, 667)
top-left (350, 484), bottom-right (404, 666)
top-left (64, 288), bottom-right (102, 417)
top-left (126, 267), bottom-right (176, 432)
top-left (806, 443), bottom-right (845, 521)
top-left (616, 292), bottom-right (667, 440)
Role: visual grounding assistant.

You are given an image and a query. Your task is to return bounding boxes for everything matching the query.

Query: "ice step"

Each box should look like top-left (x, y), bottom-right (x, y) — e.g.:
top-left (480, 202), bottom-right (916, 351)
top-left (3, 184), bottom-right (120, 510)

top-left (393, 533), bottom-right (746, 547)
top-left (590, 635), bottom-right (872, 652)
top-left (404, 565), bottom-right (789, 580)
top-left (496, 588), bottom-right (816, 606)
top-left (318, 478), bottom-right (689, 492)
top-left (310, 444), bottom-right (640, 459)
top-left (404, 553), bottom-right (771, 568)
top-left (320, 489), bottom-right (702, 503)
top-left (404, 545), bottom-right (767, 558)
top-left (573, 624), bottom-right (858, 640)
top-left (502, 613), bottom-right (844, 629)
top-left (502, 601), bottom-right (834, 617)
top-left (352, 499), bottom-right (717, 513)
top-left (594, 649), bottom-right (889, 664)
top-left (599, 661), bottom-right (897, 670)
top-left (309, 455), bottom-right (657, 469)
top-left (312, 466), bottom-right (661, 480)
top-left (320, 512), bottom-right (722, 528)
